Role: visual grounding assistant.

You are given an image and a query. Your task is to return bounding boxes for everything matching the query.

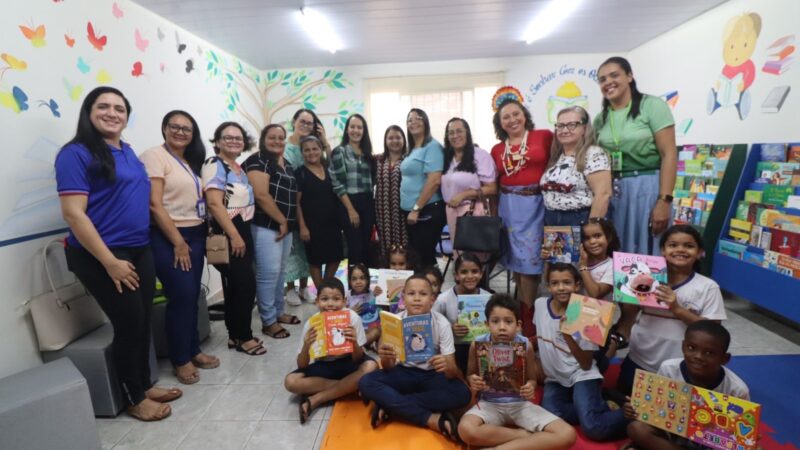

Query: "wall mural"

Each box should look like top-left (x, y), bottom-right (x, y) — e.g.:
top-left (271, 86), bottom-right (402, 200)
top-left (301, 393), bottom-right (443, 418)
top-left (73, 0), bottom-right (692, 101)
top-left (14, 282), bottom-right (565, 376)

top-left (526, 63), bottom-right (599, 125)
top-left (707, 13), bottom-right (762, 120)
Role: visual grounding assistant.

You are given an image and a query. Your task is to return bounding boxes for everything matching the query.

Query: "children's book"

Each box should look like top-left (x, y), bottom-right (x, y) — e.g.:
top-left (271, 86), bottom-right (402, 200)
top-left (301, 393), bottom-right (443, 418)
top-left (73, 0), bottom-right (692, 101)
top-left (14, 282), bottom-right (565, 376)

top-left (632, 369), bottom-right (761, 450)
top-left (770, 228), bottom-right (800, 258)
top-left (560, 294), bottom-right (617, 346)
top-left (762, 185), bottom-right (793, 206)
top-left (379, 311), bottom-right (434, 364)
top-left (307, 311), bottom-right (353, 359)
top-left (719, 240), bottom-right (746, 259)
top-left (776, 254), bottom-right (800, 278)
top-left (456, 294), bottom-right (491, 342)
top-left (348, 293), bottom-right (379, 328)
top-left (613, 252), bottom-right (668, 309)
top-left (376, 269), bottom-right (413, 306)
top-left (542, 226), bottom-right (581, 263)
top-left (476, 341), bottom-right (526, 396)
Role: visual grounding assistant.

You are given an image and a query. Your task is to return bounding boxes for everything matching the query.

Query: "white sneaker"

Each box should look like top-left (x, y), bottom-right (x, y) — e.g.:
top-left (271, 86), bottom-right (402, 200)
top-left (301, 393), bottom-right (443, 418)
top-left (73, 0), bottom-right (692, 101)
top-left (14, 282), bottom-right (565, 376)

top-left (301, 288), bottom-right (315, 303)
top-left (285, 289), bottom-right (302, 306)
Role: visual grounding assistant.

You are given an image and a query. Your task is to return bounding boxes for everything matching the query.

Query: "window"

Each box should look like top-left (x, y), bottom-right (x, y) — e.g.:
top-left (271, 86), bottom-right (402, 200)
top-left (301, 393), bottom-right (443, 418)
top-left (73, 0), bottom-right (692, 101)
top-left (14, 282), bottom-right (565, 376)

top-left (365, 72), bottom-right (504, 153)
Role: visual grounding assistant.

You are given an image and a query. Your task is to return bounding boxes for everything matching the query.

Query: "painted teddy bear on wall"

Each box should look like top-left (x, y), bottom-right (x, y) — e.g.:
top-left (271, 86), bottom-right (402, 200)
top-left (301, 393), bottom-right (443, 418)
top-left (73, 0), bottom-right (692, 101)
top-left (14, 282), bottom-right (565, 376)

top-left (707, 12), bottom-right (762, 120)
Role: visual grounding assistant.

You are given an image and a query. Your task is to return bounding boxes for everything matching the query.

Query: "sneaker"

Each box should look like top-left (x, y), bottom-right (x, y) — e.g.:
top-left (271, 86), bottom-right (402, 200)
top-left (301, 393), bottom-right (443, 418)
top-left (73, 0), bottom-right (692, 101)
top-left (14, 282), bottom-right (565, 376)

top-left (285, 289), bottom-right (302, 306)
top-left (301, 288), bottom-right (315, 303)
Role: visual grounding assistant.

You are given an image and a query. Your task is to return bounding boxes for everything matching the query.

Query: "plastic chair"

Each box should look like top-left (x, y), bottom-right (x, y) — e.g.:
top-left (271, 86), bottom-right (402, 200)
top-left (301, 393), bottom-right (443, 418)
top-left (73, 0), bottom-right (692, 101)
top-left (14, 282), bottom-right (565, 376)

top-left (437, 224), bottom-right (454, 275)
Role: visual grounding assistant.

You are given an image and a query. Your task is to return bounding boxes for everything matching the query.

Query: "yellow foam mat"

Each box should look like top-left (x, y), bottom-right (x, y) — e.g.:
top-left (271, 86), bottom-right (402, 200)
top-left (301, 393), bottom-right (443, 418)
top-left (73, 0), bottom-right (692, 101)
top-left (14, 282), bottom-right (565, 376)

top-left (320, 397), bottom-right (467, 450)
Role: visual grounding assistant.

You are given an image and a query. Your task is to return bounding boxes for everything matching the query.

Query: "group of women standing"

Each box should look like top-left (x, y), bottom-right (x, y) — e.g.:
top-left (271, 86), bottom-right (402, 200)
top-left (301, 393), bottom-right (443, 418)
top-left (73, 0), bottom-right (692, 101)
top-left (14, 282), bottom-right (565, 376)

top-left (53, 55), bottom-right (675, 421)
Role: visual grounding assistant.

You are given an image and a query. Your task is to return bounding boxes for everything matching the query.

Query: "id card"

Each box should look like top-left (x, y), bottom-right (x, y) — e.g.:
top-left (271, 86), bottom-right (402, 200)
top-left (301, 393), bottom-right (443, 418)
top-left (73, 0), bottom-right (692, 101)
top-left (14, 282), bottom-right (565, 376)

top-left (611, 151), bottom-right (623, 172)
top-left (196, 199), bottom-right (207, 219)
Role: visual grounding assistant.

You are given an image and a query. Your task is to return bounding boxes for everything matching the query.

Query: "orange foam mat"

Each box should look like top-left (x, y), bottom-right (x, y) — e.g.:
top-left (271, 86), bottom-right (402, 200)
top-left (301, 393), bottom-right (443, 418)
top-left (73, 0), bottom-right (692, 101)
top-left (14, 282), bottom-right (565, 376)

top-left (320, 397), bottom-right (467, 450)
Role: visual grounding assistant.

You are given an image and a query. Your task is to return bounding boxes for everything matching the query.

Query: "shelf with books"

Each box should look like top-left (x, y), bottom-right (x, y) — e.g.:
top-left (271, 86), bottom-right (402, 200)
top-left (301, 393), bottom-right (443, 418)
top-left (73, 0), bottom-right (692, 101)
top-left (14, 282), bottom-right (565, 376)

top-left (712, 142), bottom-right (800, 323)
top-left (671, 143), bottom-right (748, 275)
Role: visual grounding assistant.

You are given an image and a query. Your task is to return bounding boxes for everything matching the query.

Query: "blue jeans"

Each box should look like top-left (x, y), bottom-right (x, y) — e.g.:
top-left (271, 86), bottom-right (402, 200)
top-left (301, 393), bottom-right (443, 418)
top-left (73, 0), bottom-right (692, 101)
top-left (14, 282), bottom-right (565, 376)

top-left (150, 225), bottom-right (206, 366)
top-left (543, 207), bottom-right (590, 227)
top-left (252, 225), bottom-right (292, 327)
top-left (358, 365), bottom-right (471, 427)
top-left (542, 379), bottom-right (627, 441)
top-left (617, 356), bottom-right (645, 396)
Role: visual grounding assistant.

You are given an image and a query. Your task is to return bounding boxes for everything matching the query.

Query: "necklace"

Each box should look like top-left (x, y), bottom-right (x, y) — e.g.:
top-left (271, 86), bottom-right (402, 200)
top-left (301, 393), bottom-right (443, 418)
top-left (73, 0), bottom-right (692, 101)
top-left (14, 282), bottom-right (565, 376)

top-left (502, 130), bottom-right (529, 176)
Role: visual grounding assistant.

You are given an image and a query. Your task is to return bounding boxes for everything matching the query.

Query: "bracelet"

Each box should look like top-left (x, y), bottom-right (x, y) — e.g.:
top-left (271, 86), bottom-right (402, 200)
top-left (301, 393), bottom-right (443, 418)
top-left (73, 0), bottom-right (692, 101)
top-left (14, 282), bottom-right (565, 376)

top-left (579, 266), bottom-right (589, 272)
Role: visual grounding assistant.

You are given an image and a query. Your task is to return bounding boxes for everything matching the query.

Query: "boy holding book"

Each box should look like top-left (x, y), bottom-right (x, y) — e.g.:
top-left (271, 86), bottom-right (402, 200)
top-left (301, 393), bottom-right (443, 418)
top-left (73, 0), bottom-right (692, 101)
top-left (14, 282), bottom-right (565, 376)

top-left (623, 321), bottom-right (750, 450)
top-left (459, 293), bottom-right (576, 450)
top-left (284, 278), bottom-right (377, 424)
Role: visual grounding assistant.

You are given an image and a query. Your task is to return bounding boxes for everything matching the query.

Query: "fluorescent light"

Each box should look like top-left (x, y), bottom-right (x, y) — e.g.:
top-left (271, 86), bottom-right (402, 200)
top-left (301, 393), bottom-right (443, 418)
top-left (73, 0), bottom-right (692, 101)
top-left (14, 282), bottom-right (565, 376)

top-left (523, 0), bottom-right (583, 44)
top-left (298, 7), bottom-right (343, 54)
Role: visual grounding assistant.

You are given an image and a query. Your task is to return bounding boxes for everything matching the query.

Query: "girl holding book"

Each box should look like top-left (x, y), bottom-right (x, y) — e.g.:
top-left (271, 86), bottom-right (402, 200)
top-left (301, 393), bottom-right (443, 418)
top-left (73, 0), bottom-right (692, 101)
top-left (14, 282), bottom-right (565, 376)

top-left (347, 263), bottom-right (381, 348)
top-left (358, 274), bottom-right (471, 443)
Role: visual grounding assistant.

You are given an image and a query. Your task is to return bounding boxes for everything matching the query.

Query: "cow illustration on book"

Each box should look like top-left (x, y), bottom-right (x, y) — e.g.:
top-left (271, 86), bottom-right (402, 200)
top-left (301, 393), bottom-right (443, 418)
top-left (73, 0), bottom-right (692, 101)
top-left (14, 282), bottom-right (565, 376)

top-left (619, 261), bottom-right (660, 299)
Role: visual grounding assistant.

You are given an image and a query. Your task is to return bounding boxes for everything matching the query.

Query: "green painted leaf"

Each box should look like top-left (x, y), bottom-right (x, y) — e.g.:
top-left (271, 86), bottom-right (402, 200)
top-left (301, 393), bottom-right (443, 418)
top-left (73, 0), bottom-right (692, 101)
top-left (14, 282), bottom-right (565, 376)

top-left (332, 80), bottom-right (345, 89)
top-left (303, 102), bottom-right (314, 110)
top-left (324, 69), bottom-right (332, 78)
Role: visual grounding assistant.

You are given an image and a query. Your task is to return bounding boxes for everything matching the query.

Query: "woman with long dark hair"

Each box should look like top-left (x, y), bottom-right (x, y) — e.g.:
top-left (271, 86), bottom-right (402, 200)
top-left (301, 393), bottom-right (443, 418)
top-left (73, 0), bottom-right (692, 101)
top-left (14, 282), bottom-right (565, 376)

top-left (244, 124), bottom-right (300, 340)
top-left (441, 118), bottom-right (497, 258)
top-left (400, 108), bottom-right (446, 267)
top-left (330, 113), bottom-right (375, 266)
top-left (56, 86), bottom-right (180, 420)
top-left (374, 125), bottom-right (408, 262)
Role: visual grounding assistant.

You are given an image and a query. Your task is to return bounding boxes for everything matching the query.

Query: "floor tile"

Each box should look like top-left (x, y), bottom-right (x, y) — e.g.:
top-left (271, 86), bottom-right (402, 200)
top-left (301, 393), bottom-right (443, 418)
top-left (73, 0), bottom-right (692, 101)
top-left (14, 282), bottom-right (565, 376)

top-left (177, 421), bottom-right (258, 450)
top-left (244, 420), bottom-right (321, 450)
top-left (95, 420), bottom-right (134, 449)
top-left (164, 384), bottom-right (227, 422)
top-left (112, 420), bottom-right (195, 450)
top-left (202, 385), bottom-right (278, 421)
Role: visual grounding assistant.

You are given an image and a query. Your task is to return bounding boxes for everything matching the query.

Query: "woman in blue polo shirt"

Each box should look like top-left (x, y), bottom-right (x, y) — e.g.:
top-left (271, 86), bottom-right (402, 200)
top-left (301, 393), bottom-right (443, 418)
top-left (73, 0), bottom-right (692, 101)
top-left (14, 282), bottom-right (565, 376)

top-left (56, 87), bottom-right (180, 421)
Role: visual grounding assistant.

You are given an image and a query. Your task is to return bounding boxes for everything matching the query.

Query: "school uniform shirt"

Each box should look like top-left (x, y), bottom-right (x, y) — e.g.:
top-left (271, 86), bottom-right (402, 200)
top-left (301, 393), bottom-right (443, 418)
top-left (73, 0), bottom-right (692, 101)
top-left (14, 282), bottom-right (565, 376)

top-left (540, 146), bottom-right (610, 211)
top-left (399, 139), bottom-right (444, 211)
top-left (139, 145), bottom-right (205, 227)
top-left (474, 333), bottom-right (530, 403)
top-left (533, 296), bottom-right (603, 387)
top-left (398, 310), bottom-right (455, 371)
top-left (628, 273), bottom-right (727, 372)
top-left (298, 309), bottom-right (367, 363)
top-left (55, 141), bottom-right (151, 249)
top-left (588, 257), bottom-right (613, 300)
top-left (433, 287), bottom-right (492, 324)
top-left (201, 156), bottom-right (255, 221)
top-left (658, 358), bottom-right (749, 400)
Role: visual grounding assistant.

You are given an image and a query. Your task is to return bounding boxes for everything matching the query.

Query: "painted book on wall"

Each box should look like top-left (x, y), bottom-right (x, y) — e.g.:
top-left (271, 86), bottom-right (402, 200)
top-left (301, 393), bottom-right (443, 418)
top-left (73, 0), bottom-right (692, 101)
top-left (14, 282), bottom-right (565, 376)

top-left (542, 226), bottom-right (581, 263)
top-left (560, 294), bottom-right (616, 346)
top-left (379, 311), bottom-right (434, 363)
top-left (376, 269), bottom-right (413, 306)
top-left (456, 294), bottom-right (491, 343)
top-left (308, 311), bottom-right (353, 359)
top-left (613, 252), bottom-right (668, 309)
top-left (476, 341), bottom-right (526, 396)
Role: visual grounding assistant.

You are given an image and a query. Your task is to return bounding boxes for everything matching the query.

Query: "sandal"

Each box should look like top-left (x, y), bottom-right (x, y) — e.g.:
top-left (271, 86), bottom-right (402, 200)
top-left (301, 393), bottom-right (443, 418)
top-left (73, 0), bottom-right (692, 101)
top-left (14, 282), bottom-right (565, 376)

top-left (127, 400), bottom-right (171, 422)
top-left (236, 340), bottom-right (267, 356)
top-left (277, 314), bottom-right (301, 325)
top-left (192, 354), bottom-right (220, 369)
top-left (146, 387), bottom-right (183, 403)
top-left (370, 405), bottom-right (389, 429)
top-left (174, 364), bottom-right (199, 385)
top-left (263, 324), bottom-right (291, 339)
top-left (228, 337), bottom-right (263, 349)
top-left (299, 396), bottom-right (313, 425)
top-left (437, 412), bottom-right (460, 443)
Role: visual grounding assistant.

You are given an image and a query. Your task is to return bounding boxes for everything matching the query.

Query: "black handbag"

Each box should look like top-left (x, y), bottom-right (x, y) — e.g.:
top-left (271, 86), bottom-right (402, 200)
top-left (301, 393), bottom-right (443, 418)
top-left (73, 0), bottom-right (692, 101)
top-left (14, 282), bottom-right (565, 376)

top-left (453, 194), bottom-right (504, 254)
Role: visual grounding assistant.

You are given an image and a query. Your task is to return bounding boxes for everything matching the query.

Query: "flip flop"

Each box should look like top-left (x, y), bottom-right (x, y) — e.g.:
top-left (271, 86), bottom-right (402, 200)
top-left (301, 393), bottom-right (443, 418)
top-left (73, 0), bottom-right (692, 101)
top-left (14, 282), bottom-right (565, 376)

top-left (173, 365), bottom-right (199, 385)
top-left (277, 314), bottom-right (301, 325)
top-left (370, 405), bottom-right (389, 429)
top-left (127, 402), bottom-right (171, 422)
top-left (147, 387), bottom-right (183, 403)
top-left (192, 355), bottom-right (220, 369)
top-left (437, 412), bottom-right (460, 443)
top-left (299, 396), bottom-right (312, 425)
top-left (229, 337), bottom-right (263, 349)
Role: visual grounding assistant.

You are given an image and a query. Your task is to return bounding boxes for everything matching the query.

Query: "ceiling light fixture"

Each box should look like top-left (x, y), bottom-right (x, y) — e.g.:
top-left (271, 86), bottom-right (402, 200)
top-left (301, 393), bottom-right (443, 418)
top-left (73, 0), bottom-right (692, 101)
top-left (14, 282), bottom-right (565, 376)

top-left (523, 0), bottom-right (583, 44)
top-left (298, 7), bottom-right (342, 54)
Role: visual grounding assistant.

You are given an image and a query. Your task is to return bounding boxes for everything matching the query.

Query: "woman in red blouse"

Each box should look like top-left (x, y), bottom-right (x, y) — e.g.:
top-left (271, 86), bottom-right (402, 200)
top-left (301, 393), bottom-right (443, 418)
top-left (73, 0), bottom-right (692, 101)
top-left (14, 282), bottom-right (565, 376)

top-left (490, 92), bottom-right (552, 336)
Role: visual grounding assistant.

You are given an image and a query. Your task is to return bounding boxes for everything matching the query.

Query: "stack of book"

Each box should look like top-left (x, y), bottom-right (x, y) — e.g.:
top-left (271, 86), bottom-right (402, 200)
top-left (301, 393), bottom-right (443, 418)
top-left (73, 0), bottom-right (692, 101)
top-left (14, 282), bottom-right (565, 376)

top-left (672, 144), bottom-right (732, 227)
top-left (762, 34), bottom-right (795, 75)
top-left (720, 143), bottom-right (800, 279)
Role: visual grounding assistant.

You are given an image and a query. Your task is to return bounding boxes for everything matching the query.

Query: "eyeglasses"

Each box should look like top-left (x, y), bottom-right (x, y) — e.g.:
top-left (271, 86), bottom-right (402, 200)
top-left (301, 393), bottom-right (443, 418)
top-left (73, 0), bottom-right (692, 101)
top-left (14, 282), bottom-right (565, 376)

top-left (447, 129), bottom-right (466, 137)
top-left (406, 116), bottom-right (423, 124)
top-left (221, 135), bottom-right (244, 143)
top-left (297, 119), bottom-right (314, 128)
top-left (167, 123), bottom-right (193, 135)
top-left (554, 121), bottom-right (585, 132)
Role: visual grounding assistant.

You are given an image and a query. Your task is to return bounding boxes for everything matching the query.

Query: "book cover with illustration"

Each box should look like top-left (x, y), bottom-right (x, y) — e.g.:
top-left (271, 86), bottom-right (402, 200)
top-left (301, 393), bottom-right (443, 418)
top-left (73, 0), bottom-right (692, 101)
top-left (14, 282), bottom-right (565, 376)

top-left (348, 293), bottom-right (379, 327)
top-left (631, 369), bottom-right (693, 438)
top-left (379, 311), bottom-right (434, 363)
top-left (476, 341), bottom-right (527, 396)
top-left (456, 294), bottom-right (491, 342)
top-left (308, 311), bottom-right (353, 359)
top-left (613, 252), bottom-right (668, 309)
top-left (560, 294), bottom-right (617, 346)
top-left (376, 269), bottom-right (413, 306)
top-left (542, 226), bottom-right (581, 263)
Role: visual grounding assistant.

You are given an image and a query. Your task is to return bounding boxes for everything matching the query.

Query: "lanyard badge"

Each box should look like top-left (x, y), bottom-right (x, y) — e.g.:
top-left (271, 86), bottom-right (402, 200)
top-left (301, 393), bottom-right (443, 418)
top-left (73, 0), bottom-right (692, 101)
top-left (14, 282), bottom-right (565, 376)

top-left (165, 144), bottom-right (206, 219)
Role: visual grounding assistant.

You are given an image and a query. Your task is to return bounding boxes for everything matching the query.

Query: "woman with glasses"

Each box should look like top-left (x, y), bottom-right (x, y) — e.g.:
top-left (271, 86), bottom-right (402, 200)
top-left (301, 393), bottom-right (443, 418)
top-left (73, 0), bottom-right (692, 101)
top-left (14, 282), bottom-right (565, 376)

top-left (140, 111), bottom-right (219, 384)
top-left (441, 118), bottom-right (497, 258)
top-left (400, 108), bottom-right (446, 268)
top-left (375, 125), bottom-right (409, 262)
top-left (329, 114), bottom-right (376, 266)
top-left (540, 106), bottom-right (611, 226)
top-left (202, 122), bottom-right (264, 356)
top-left (281, 109), bottom-right (330, 306)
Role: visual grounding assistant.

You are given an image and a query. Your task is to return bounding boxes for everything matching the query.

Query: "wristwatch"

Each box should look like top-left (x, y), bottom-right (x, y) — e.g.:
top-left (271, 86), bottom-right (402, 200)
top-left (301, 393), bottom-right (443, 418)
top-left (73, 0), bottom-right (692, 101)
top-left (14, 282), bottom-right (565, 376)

top-left (412, 203), bottom-right (420, 212)
top-left (657, 194), bottom-right (674, 203)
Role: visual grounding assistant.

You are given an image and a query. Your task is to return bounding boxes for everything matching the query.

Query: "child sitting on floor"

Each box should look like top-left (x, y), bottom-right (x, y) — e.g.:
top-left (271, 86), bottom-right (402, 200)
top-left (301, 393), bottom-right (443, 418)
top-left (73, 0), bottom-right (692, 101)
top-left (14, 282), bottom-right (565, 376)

top-left (284, 278), bottom-right (377, 424)
top-left (358, 273), bottom-right (471, 443)
top-left (459, 293), bottom-right (576, 450)
top-left (623, 321), bottom-right (749, 450)
top-left (535, 263), bottom-right (627, 442)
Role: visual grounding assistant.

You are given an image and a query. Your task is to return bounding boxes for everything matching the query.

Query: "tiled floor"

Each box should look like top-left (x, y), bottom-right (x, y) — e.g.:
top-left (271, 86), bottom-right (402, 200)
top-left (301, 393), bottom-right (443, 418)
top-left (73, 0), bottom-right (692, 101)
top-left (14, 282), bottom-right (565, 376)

top-left (95, 262), bottom-right (800, 449)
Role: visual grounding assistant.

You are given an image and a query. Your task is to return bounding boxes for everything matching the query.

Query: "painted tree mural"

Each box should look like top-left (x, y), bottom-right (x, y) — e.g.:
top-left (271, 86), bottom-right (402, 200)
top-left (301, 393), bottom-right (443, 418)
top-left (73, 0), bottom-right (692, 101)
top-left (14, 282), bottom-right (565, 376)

top-left (204, 50), bottom-right (362, 136)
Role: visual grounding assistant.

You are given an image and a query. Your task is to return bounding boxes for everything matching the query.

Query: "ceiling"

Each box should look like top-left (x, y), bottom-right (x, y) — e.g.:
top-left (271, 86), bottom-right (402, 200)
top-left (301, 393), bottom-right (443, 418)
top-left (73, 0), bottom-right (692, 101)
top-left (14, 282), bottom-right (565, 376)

top-left (133, 0), bottom-right (729, 69)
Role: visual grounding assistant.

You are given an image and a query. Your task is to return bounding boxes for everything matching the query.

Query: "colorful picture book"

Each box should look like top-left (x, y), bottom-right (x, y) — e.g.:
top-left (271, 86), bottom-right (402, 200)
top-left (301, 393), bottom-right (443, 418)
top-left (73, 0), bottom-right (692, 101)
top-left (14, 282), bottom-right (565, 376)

top-left (613, 252), bottom-right (668, 309)
top-left (559, 294), bottom-right (616, 346)
top-left (308, 311), bottom-right (353, 359)
top-left (348, 293), bottom-right (379, 327)
top-left (672, 144), bottom-right (735, 227)
top-left (379, 311), bottom-right (434, 364)
top-left (456, 294), bottom-right (491, 342)
top-left (632, 369), bottom-right (761, 450)
top-left (476, 341), bottom-right (526, 396)
top-left (376, 269), bottom-right (413, 306)
top-left (542, 226), bottom-right (581, 263)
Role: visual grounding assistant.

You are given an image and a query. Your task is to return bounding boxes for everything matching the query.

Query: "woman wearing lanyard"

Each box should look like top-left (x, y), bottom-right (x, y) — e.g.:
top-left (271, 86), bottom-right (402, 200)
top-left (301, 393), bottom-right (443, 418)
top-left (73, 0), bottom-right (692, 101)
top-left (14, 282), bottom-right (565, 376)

top-left (593, 56), bottom-right (677, 255)
top-left (489, 90), bottom-right (551, 336)
top-left (140, 111), bottom-right (219, 385)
